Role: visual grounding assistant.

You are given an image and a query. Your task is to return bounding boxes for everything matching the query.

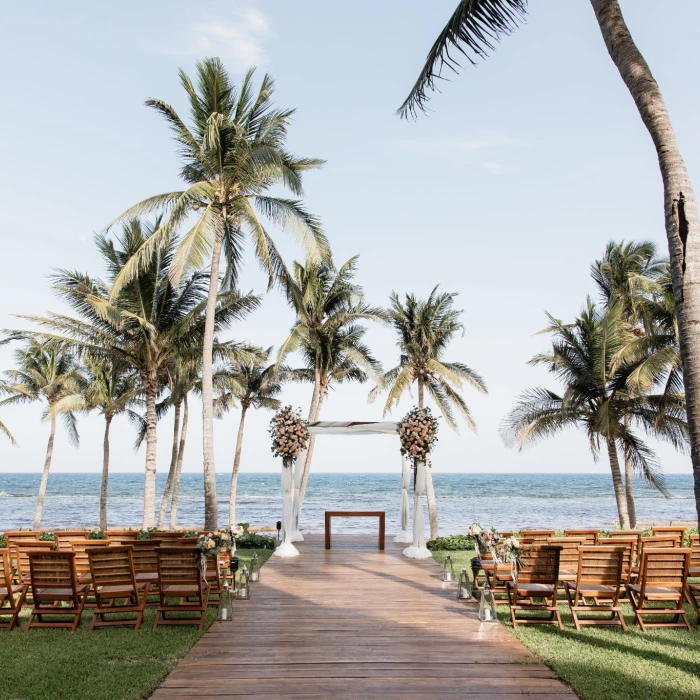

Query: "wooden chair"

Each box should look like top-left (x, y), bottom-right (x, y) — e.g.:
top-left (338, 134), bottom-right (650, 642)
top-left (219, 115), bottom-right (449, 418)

top-left (0, 549), bottom-right (27, 631)
top-left (104, 530), bottom-right (140, 546)
top-left (154, 547), bottom-right (209, 630)
top-left (689, 534), bottom-right (700, 578)
top-left (202, 552), bottom-right (223, 607)
top-left (14, 541), bottom-right (55, 584)
top-left (652, 526), bottom-right (686, 547)
top-left (5, 531), bottom-right (42, 575)
top-left (626, 548), bottom-right (691, 631)
top-left (177, 537), bottom-right (199, 546)
top-left (151, 531), bottom-right (184, 543)
top-left (607, 530), bottom-right (642, 542)
top-left (564, 546), bottom-right (627, 631)
top-left (547, 537), bottom-right (585, 588)
top-left (519, 530), bottom-right (556, 545)
top-left (633, 536), bottom-right (677, 578)
top-left (87, 546), bottom-right (148, 631)
top-left (71, 540), bottom-right (110, 584)
top-left (506, 545), bottom-right (563, 629)
top-left (564, 530), bottom-right (599, 546)
top-left (684, 534), bottom-right (700, 623)
top-left (130, 539), bottom-right (162, 597)
top-left (25, 551), bottom-right (87, 632)
top-left (601, 536), bottom-right (636, 588)
top-left (55, 530), bottom-right (90, 552)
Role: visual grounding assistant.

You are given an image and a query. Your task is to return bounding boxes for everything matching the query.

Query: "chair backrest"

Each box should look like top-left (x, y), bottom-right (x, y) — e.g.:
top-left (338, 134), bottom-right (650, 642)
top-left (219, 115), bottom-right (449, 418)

top-left (55, 531), bottom-right (90, 552)
top-left (547, 537), bottom-right (585, 573)
top-left (577, 546), bottom-right (625, 591)
top-left (516, 545), bottom-right (562, 585)
top-left (88, 545), bottom-right (137, 591)
top-left (498, 531), bottom-right (513, 539)
top-left (177, 537), bottom-right (199, 546)
top-left (519, 530), bottom-right (556, 544)
top-left (651, 526), bottom-right (686, 547)
top-left (130, 539), bottom-right (162, 573)
top-left (15, 540), bottom-right (55, 578)
top-left (156, 547), bottom-right (204, 588)
top-left (0, 549), bottom-right (18, 606)
top-left (150, 531), bottom-right (183, 542)
top-left (104, 530), bottom-right (139, 545)
top-left (638, 548), bottom-right (690, 591)
top-left (27, 550), bottom-right (81, 606)
top-left (600, 535), bottom-right (636, 578)
top-left (607, 530), bottom-right (642, 539)
top-left (71, 539), bottom-right (110, 573)
top-left (690, 534), bottom-right (700, 570)
top-left (564, 529), bottom-right (599, 546)
top-left (5, 531), bottom-right (42, 556)
top-left (638, 535), bottom-right (677, 565)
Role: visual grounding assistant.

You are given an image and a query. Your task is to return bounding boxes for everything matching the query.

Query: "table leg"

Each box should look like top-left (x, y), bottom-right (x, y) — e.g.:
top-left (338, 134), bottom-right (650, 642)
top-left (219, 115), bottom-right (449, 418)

top-left (325, 513), bottom-right (331, 549)
top-left (379, 513), bottom-right (385, 550)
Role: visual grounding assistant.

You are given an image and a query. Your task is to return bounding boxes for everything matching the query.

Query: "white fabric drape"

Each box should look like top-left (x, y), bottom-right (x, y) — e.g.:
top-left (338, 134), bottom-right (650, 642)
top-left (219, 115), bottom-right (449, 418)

top-left (403, 460), bottom-right (431, 558)
top-left (274, 459), bottom-right (299, 558)
top-left (290, 448), bottom-right (306, 542)
top-left (394, 454), bottom-right (412, 543)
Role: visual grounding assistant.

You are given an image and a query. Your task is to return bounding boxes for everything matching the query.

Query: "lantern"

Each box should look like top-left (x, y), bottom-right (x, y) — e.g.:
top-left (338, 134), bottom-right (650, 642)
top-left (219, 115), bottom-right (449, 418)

top-left (249, 552), bottom-right (260, 582)
top-left (478, 581), bottom-right (497, 622)
top-left (276, 521), bottom-right (282, 541)
top-left (229, 555), bottom-right (239, 589)
top-left (442, 555), bottom-right (455, 582)
top-left (457, 567), bottom-right (473, 601)
top-left (216, 580), bottom-right (234, 621)
top-left (236, 565), bottom-right (250, 600)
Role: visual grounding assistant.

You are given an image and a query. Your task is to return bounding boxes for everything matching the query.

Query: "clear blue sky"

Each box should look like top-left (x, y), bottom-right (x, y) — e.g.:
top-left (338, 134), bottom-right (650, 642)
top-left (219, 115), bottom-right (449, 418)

top-left (1, 0), bottom-right (698, 475)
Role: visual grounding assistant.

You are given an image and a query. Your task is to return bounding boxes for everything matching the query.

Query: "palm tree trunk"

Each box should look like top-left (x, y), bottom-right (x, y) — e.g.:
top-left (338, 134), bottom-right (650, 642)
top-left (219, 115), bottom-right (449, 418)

top-left (99, 415), bottom-right (112, 531)
top-left (200, 210), bottom-right (225, 530)
top-left (591, 0), bottom-right (700, 524)
top-left (33, 412), bottom-right (56, 529)
top-left (157, 400), bottom-right (181, 529)
top-left (299, 387), bottom-right (325, 509)
top-left (228, 405), bottom-right (248, 527)
top-left (417, 378), bottom-right (439, 538)
top-left (142, 371), bottom-right (158, 530)
top-left (170, 394), bottom-right (189, 529)
top-left (624, 452), bottom-right (637, 529)
top-left (607, 438), bottom-right (631, 529)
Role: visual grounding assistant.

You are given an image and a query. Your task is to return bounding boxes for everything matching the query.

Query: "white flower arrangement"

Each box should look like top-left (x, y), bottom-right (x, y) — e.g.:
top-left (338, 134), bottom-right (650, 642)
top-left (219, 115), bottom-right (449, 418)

top-left (269, 406), bottom-right (310, 465)
top-left (197, 528), bottom-right (234, 556)
top-left (398, 407), bottom-right (439, 465)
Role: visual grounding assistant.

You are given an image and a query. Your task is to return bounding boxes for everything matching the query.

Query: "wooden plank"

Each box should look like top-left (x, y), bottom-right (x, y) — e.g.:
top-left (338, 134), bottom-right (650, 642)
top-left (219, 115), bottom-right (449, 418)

top-left (324, 512), bottom-right (386, 550)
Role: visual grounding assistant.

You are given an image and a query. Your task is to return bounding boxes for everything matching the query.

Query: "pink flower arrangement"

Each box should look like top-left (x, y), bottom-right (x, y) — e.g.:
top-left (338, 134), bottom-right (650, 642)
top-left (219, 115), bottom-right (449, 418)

top-left (398, 407), bottom-right (439, 465)
top-left (269, 406), bottom-right (310, 464)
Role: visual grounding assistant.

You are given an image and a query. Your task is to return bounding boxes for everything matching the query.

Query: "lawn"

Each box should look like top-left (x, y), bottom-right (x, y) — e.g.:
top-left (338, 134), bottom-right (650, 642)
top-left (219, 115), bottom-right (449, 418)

top-left (0, 548), bottom-right (271, 700)
top-left (432, 550), bottom-right (700, 700)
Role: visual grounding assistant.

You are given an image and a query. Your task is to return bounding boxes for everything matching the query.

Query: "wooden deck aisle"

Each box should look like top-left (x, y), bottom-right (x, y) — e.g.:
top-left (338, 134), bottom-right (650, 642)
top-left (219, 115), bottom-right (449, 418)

top-left (153, 534), bottom-right (576, 699)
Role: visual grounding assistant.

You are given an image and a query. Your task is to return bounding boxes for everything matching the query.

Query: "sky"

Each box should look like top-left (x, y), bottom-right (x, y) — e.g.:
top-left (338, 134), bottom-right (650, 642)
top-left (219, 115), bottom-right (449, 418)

top-left (0, 0), bottom-right (699, 476)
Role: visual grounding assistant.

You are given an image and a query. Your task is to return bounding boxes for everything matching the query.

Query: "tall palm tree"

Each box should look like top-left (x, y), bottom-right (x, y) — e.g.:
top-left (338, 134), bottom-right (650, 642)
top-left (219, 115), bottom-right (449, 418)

top-left (369, 287), bottom-right (487, 538)
top-left (501, 300), bottom-right (687, 528)
top-left (400, 0), bottom-right (700, 523)
top-left (105, 59), bottom-right (328, 529)
top-left (15, 220), bottom-right (259, 528)
top-left (278, 256), bottom-right (384, 507)
top-left (214, 347), bottom-right (286, 526)
top-left (83, 359), bottom-right (141, 530)
top-left (0, 419), bottom-right (16, 444)
top-left (0, 340), bottom-right (83, 527)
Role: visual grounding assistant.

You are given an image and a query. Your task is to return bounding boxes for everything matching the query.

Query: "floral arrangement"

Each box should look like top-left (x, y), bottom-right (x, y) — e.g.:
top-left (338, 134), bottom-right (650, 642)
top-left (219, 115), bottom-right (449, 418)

top-left (398, 407), bottom-right (439, 465)
top-left (197, 528), bottom-right (234, 557)
top-left (496, 536), bottom-right (522, 565)
top-left (269, 406), bottom-right (310, 465)
top-left (467, 522), bottom-right (500, 555)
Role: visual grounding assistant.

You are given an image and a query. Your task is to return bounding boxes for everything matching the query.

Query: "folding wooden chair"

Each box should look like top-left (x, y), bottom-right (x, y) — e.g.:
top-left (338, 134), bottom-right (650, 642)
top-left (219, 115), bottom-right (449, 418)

top-left (25, 551), bottom-right (87, 632)
top-left (0, 548), bottom-right (27, 631)
top-left (689, 534), bottom-right (700, 578)
top-left (14, 541), bottom-right (55, 584)
top-left (151, 531), bottom-right (183, 543)
top-left (202, 552), bottom-right (223, 607)
top-left (607, 530), bottom-right (642, 545)
top-left (652, 526), bottom-right (686, 547)
top-left (104, 530), bottom-right (140, 546)
top-left (87, 545), bottom-right (148, 631)
top-left (633, 535), bottom-right (678, 578)
top-left (506, 545), bottom-right (563, 629)
top-left (564, 546), bottom-right (627, 631)
top-left (519, 530), bottom-right (556, 545)
top-left (564, 530), bottom-right (600, 546)
top-left (684, 534), bottom-right (700, 623)
top-left (177, 537), bottom-right (199, 546)
top-left (71, 539), bottom-right (110, 584)
top-left (5, 531), bottom-right (42, 578)
top-left (154, 547), bottom-right (209, 630)
top-left (626, 548), bottom-right (691, 631)
top-left (547, 536), bottom-right (585, 589)
top-left (55, 530), bottom-right (90, 552)
top-left (131, 539), bottom-right (162, 598)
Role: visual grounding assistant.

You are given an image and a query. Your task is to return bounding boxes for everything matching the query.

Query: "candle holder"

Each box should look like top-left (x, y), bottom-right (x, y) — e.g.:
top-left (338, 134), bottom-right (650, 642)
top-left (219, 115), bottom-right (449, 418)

top-left (478, 581), bottom-right (497, 622)
top-left (457, 567), bottom-right (473, 601)
top-left (216, 581), bottom-right (234, 621)
top-left (249, 552), bottom-right (260, 582)
top-left (235, 565), bottom-right (250, 600)
top-left (442, 554), bottom-right (455, 582)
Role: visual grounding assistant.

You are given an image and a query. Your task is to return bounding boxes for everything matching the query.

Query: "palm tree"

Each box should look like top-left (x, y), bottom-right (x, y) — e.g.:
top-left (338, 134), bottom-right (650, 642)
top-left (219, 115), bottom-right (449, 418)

top-left (501, 300), bottom-right (687, 528)
top-left (399, 0), bottom-right (700, 524)
top-left (105, 59), bottom-right (328, 529)
top-left (278, 256), bottom-right (384, 508)
top-left (214, 347), bottom-right (286, 526)
top-left (0, 419), bottom-right (16, 445)
top-left (0, 340), bottom-right (83, 527)
top-left (83, 359), bottom-right (141, 530)
top-left (369, 287), bottom-right (487, 538)
top-left (16, 220), bottom-right (260, 528)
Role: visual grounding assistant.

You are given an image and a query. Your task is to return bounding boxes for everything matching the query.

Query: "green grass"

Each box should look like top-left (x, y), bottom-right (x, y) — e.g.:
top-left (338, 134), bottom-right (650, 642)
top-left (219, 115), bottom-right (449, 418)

top-left (0, 548), bottom-right (271, 700)
top-left (433, 550), bottom-right (700, 700)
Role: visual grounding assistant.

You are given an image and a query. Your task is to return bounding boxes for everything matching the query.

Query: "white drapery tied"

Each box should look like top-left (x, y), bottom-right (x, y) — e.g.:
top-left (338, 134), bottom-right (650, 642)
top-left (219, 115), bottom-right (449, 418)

top-left (274, 459), bottom-right (300, 558)
top-left (403, 460), bottom-right (432, 559)
top-left (289, 448), bottom-right (306, 543)
top-left (394, 454), bottom-right (412, 543)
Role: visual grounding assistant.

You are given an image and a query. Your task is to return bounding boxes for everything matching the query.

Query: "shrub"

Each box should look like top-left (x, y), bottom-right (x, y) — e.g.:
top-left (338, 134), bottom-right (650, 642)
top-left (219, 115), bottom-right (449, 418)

top-left (426, 534), bottom-right (474, 551)
top-left (39, 531), bottom-right (56, 542)
top-left (235, 524), bottom-right (275, 550)
top-left (0, 534), bottom-right (5, 548)
top-left (88, 529), bottom-right (107, 540)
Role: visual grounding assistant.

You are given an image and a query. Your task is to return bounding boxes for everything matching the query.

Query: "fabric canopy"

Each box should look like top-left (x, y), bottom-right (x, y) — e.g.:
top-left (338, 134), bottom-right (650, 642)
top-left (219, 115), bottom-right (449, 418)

top-left (308, 421), bottom-right (398, 435)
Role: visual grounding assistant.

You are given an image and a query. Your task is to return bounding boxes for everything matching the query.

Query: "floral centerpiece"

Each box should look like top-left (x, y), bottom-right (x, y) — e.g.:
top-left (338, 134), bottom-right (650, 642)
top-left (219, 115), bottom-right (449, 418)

top-left (398, 406), bottom-right (439, 466)
top-left (496, 536), bottom-right (522, 566)
top-left (269, 406), bottom-right (310, 467)
top-left (197, 528), bottom-right (234, 557)
top-left (467, 522), bottom-right (500, 556)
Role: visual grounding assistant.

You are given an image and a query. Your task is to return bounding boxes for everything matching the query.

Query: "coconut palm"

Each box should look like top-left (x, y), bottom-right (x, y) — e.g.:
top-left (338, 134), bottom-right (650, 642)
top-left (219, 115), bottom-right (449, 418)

top-left (369, 287), bottom-right (487, 538)
top-left (0, 340), bottom-right (83, 527)
top-left (400, 0), bottom-right (700, 523)
top-left (15, 220), bottom-right (260, 528)
top-left (105, 59), bottom-right (328, 529)
top-left (83, 359), bottom-right (141, 530)
top-left (0, 420), bottom-right (16, 445)
top-left (214, 347), bottom-right (288, 526)
top-left (501, 300), bottom-right (687, 528)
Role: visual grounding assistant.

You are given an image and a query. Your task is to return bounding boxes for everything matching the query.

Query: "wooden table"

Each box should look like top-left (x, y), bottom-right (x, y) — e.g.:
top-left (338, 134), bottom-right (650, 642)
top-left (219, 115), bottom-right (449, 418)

top-left (324, 511), bottom-right (385, 550)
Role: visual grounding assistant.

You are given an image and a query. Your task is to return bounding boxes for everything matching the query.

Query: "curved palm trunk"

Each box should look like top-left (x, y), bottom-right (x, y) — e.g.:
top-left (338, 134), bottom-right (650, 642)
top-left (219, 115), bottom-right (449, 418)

top-left (228, 405), bottom-right (248, 527)
top-left (607, 438), bottom-right (631, 529)
top-left (99, 416), bottom-right (113, 531)
top-left (142, 371), bottom-right (158, 530)
top-left (624, 453), bottom-right (637, 530)
top-left (299, 387), bottom-right (325, 509)
top-left (201, 215), bottom-right (225, 530)
top-left (170, 394), bottom-right (189, 529)
top-left (417, 379), bottom-right (439, 538)
top-left (157, 400), bottom-right (182, 529)
top-left (33, 412), bottom-right (56, 529)
top-left (591, 0), bottom-right (700, 524)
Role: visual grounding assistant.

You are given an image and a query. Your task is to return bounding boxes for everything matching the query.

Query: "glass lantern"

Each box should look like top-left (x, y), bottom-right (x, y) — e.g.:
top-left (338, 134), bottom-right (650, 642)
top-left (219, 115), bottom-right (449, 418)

top-left (249, 552), bottom-right (260, 582)
top-left (442, 555), bottom-right (455, 582)
top-left (457, 567), bottom-right (473, 601)
top-left (216, 580), bottom-right (234, 621)
top-left (478, 581), bottom-right (497, 622)
top-left (235, 564), bottom-right (250, 600)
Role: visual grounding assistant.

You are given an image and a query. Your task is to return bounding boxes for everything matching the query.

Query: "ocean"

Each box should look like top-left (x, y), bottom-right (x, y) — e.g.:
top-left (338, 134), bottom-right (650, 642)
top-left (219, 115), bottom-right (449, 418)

top-left (0, 472), bottom-right (696, 533)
